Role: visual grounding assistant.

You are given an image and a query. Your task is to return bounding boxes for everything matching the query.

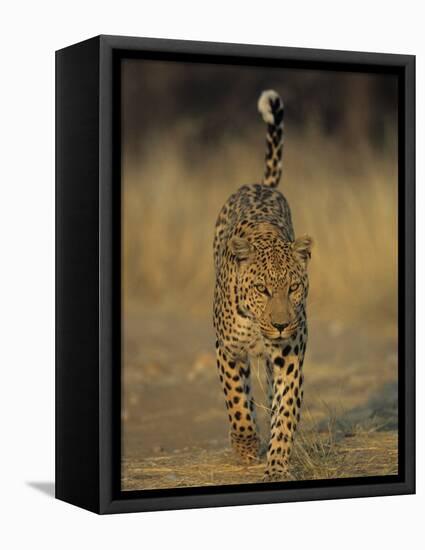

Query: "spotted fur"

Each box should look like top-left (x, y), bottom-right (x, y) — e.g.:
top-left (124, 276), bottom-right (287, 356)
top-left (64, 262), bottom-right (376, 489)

top-left (213, 90), bottom-right (313, 481)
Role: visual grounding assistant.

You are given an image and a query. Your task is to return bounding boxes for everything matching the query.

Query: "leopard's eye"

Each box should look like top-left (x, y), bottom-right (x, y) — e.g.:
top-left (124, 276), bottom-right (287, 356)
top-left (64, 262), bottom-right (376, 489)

top-left (289, 282), bottom-right (300, 292)
top-left (255, 283), bottom-right (268, 294)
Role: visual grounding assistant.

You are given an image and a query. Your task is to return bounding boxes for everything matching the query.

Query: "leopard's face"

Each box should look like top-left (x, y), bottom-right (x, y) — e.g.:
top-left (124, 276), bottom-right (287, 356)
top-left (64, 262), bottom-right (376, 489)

top-left (230, 233), bottom-right (312, 340)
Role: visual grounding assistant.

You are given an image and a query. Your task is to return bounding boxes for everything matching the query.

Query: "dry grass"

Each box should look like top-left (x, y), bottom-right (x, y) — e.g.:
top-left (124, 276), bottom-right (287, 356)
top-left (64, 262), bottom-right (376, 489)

top-left (122, 427), bottom-right (398, 491)
top-left (123, 123), bottom-right (397, 324)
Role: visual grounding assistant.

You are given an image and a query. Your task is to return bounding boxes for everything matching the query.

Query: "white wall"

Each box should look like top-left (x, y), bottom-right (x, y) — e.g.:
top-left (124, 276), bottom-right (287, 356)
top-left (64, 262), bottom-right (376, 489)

top-left (0, 1), bottom-right (422, 548)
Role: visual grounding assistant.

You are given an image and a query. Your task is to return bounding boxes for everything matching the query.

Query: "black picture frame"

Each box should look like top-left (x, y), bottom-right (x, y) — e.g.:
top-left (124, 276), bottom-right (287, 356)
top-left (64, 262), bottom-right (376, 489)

top-left (56, 35), bottom-right (415, 514)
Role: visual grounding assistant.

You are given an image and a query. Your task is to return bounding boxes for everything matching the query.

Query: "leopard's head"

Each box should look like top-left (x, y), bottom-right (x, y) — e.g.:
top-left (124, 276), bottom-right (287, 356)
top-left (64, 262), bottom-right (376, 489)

top-left (229, 226), bottom-right (312, 340)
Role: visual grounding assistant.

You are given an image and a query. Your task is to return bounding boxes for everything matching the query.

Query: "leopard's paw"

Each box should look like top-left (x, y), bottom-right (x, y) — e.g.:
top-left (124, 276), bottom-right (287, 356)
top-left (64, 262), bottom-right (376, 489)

top-left (263, 461), bottom-right (290, 482)
top-left (230, 432), bottom-right (261, 464)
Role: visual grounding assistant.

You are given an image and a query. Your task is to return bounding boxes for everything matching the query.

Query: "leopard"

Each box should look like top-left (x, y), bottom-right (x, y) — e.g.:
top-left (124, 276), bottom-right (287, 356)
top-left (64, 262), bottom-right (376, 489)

top-left (213, 90), bottom-right (313, 481)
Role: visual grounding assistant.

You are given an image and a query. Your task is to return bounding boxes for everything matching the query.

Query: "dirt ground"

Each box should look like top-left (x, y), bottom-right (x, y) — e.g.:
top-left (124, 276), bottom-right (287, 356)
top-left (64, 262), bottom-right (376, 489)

top-left (122, 308), bottom-right (398, 491)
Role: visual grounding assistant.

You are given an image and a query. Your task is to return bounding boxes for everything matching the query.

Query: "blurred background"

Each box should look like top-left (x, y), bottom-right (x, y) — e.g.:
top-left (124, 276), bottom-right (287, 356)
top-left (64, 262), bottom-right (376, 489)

top-left (121, 59), bottom-right (399, 490)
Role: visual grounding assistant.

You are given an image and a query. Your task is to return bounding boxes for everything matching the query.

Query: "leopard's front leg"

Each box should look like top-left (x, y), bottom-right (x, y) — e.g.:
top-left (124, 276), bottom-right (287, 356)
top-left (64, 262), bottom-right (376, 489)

top-left (263, 331), bottom-right (307, 481)
top-left (216, 344), bottom-right (260, 463)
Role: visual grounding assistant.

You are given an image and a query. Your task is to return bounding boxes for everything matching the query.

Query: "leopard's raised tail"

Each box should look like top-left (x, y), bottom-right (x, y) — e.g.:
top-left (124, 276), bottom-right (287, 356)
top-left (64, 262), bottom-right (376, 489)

top-left (257, 89), bottom-right (284, 188)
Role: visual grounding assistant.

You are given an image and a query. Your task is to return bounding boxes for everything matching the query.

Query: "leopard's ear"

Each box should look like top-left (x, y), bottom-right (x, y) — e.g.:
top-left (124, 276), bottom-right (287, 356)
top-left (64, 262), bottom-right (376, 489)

top-left (292, 235), bottom-right (313, 267)
top-left (229, 236), bottom-right (254, 261)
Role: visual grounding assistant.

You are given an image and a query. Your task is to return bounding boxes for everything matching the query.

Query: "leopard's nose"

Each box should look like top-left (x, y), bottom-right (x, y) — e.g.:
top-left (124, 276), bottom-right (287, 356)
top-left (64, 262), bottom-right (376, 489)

top-left (272, 322), bottom-right (289, 332)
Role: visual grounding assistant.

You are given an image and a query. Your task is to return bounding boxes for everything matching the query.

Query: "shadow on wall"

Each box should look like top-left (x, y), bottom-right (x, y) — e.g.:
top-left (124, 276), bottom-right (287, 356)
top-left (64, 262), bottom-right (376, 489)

top-left (26, 481), bottom-right (55, 499)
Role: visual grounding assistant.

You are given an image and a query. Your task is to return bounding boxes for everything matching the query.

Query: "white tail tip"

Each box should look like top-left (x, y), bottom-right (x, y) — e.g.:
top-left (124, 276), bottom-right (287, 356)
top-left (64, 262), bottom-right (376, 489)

top-left (257, 89), bottom-right (283, 124)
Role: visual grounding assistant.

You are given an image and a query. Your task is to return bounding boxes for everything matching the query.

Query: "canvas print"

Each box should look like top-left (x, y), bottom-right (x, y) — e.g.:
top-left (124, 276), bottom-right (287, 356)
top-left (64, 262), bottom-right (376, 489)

top-left (121, 59), bottom-right (398, 490)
